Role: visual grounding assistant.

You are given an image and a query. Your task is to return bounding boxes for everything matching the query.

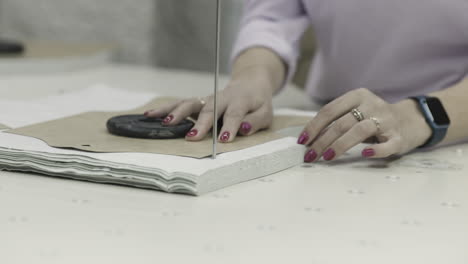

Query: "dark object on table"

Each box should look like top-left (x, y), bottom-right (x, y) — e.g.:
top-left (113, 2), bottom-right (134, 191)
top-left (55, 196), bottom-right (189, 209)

top-left (0, 39), bottom-right (25, 54)
top-left (107, 115), bottom-right (195, 139)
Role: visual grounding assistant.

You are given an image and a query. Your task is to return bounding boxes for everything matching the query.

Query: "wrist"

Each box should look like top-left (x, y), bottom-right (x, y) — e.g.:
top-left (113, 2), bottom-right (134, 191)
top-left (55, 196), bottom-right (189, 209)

top-left (228, 67), bottom-right (279, 96)
top-left (231, 47), bottom-right (286, 95)
top-left (394, 99), bottom-right (432, 148)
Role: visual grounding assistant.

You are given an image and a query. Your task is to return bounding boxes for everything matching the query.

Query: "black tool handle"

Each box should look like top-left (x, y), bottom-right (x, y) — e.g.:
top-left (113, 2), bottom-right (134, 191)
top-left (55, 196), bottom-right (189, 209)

top-left (0, 40), bottom-right (25, 54)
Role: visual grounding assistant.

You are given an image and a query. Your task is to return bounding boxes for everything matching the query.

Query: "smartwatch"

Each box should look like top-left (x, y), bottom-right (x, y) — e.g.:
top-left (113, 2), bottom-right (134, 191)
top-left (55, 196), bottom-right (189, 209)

top-left (410, 96), bottom-right (450, 148)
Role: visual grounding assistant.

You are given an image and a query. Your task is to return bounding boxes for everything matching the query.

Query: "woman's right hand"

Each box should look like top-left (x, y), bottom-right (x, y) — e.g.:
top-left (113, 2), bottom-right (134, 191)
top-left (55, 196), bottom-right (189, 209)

top-left (144, 68), bottom-right (276, 143)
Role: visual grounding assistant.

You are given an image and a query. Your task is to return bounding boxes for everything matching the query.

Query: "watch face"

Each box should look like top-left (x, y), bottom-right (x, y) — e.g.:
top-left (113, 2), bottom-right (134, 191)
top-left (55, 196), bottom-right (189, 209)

top-left (426, 97), bottom-right (450, 125)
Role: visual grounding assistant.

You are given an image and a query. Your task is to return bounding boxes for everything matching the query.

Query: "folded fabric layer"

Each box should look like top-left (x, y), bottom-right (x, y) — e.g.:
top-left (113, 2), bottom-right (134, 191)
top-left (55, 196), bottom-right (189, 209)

top-left (0, 132), bottom-right (304, 195)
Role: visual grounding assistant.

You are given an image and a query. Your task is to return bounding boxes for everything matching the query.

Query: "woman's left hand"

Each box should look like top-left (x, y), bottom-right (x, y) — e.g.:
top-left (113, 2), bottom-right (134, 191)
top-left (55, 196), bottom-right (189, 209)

top-left (298, 88), bottom-right (433, 162)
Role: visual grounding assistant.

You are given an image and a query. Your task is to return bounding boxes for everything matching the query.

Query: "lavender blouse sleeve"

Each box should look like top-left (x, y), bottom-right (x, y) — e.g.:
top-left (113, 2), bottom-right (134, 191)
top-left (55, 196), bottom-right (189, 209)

top-left (231, 0), bottom-right (310, 86)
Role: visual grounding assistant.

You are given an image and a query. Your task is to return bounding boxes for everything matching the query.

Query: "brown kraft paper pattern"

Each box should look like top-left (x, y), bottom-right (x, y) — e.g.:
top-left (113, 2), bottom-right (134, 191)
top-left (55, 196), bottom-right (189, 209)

top-left (7, 97), bottom-right (311, 158)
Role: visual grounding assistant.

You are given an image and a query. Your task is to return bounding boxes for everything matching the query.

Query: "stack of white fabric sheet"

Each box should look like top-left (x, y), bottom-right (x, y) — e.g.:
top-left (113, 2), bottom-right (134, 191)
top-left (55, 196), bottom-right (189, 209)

top-left (0, 85), bottom-right (307, 195)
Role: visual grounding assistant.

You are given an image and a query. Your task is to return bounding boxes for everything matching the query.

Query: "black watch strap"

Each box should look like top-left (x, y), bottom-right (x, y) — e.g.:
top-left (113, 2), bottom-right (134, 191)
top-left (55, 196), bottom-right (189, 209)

top-left (410, 96), bottom-right (450, 148)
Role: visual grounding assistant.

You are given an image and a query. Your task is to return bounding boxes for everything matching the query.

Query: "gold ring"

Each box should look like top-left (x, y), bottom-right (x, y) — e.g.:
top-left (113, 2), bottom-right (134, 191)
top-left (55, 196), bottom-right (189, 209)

top-left (351, 108), bottom-right (365, 122)
top-left (369, 117), bottom-right (381, 131)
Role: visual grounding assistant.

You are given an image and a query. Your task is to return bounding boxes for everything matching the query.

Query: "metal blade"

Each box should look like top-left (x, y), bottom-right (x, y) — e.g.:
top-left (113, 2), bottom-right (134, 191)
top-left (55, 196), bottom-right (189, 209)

top-left (212, 0), bottom-right (221, 159)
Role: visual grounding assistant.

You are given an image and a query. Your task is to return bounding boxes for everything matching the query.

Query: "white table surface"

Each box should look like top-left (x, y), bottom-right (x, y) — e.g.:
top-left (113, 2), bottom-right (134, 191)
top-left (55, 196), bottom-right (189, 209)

top-left (0, 64), bottom-right (467, 264)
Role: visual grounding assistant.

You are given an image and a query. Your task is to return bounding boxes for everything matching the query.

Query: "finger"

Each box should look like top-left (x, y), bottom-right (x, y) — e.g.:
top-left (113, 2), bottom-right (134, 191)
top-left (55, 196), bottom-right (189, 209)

top-left (164, 99), bottom-right (204, 126)
top-left (303, 113), bottom-right (357, 162)
top-left (218, 102), bottom-right (250, 143)
top-left (320, 119), bottom-right (378, 161)
top-left (299, 88), bottom-right (370, 145)
top-left (362, 137), bottom-right (402, 159)
top-left (238, 104), bottom-right (273, 136)
top-left (185, 98), bottom-right (228, 141)
top-left (145, 101), bottom-right (179, 118)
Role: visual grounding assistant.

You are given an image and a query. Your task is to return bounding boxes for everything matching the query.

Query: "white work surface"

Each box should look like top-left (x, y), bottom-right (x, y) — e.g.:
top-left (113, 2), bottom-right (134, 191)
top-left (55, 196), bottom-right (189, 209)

top-left (0, 64), bottom-right (467, 264)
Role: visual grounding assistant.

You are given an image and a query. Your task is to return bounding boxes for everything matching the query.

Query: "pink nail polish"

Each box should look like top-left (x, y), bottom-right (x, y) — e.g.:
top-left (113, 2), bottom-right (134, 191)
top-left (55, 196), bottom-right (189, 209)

top-left (240, 122), bottom-right (252, 134)
top-left (297, 132), bottom-right (310, 145)
top-left (362, 148), bottom-right (376, 157)
top-left (186, 129), bottom-right (198, 138)
top-left (220, 131), bottom-right (230, 142)
top-left (163, 115), bottom-right (174, 124)
top-left (323, 148), bottom-right (336, 161)
top-left (304, 149), bottom-right (318, 163)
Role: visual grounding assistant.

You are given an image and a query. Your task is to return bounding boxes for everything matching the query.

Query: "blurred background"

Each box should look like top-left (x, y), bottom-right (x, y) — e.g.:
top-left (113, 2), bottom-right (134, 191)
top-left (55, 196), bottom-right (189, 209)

top-left (0, 0), bottom-right (315, 86)
top-left (0, 0), bottom-right (243, 73)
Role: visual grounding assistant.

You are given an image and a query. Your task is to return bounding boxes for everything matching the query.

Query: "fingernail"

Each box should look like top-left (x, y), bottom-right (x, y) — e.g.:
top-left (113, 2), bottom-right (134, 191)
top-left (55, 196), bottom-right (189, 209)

top-left (297, 132), bottom-right (310, 145)
top-left (186, 129), bottom-right (198, 138)
top-left (144, 111), bottom-right (150, 116)
top-left (163, 115), bottom-right (174, 124)
top-left (304, 149), bottom-right (318, 163)
top-left (323, 148), bottom-right (336, 161)
top-left (362, 148), bottom-right (376, 157)
top-left (220, 131), bottom-right (230, 142)
top-left (240, 122), bottom-right (252, 134)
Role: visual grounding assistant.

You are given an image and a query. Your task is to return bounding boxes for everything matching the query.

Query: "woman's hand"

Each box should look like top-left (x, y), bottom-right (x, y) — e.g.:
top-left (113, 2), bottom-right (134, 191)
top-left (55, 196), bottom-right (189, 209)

top-left (144, 68), bottom-right (276, 142)
top-left (145, 47), bottom-right (286, 143)
top-left (299, 88), bottom-right (433, 162)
